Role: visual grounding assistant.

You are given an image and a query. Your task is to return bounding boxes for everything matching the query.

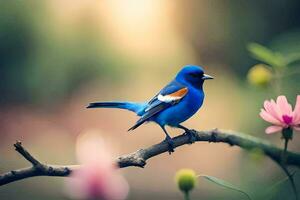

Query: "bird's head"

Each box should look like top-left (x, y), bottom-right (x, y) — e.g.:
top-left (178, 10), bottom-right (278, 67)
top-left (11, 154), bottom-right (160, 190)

top-left (176, 65), bottom-right (213, 89)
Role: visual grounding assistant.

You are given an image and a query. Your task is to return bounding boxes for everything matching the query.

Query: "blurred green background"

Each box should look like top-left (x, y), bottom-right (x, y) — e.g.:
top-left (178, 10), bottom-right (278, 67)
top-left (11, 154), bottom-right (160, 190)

top-left (0, 1), bottom-right (299, 200)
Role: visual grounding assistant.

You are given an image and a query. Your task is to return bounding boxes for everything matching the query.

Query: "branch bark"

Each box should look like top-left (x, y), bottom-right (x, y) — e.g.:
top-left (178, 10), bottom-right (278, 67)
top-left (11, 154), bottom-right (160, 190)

top-left (1, 129), bottom-right (299, 186)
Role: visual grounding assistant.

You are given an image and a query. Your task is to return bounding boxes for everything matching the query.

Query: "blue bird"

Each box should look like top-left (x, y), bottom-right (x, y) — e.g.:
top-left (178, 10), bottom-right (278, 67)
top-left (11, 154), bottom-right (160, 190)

top-left (87, 65), bottom-right (213, 153)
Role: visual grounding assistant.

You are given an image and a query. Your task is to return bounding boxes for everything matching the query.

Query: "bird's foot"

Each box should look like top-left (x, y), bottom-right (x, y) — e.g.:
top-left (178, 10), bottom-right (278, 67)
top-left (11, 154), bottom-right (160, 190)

top-left (164, 136), bottom-right (175, 154)
top-left (183, 129), bottom-right (197, 144)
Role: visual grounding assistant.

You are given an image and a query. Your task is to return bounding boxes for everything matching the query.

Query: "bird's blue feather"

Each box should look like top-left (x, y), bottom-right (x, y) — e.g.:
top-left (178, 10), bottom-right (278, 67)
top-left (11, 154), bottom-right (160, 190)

top-left (87, 65), bottom-right (212, 137)
top-left (87, 102), bottom-right (146, 115)
top-left (128, 80), bottom-right (188, 130)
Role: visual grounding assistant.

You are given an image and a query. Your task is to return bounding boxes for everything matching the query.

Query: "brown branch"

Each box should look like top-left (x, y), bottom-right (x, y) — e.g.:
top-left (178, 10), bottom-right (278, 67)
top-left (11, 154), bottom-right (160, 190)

top-left (1, 129), bottom-right (300, 186)
top-left (14, 141), bottom-right (41, 166)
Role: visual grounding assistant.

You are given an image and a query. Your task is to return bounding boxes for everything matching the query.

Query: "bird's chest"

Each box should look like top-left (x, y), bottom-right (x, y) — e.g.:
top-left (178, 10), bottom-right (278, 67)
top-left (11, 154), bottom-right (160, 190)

top-left (175, 91), bottom-right (204, 117)
top-left (183, 90), bottom-right (204, 110)
top-left (156, 90), bottom-right (204, 126)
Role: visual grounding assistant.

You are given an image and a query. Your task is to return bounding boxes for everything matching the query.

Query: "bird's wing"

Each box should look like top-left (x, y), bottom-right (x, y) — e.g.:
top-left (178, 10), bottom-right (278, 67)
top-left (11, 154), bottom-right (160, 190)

top-left (128, 81), bottom-right (188, 131)
top-left (147, 80), bottom-right (188, 103)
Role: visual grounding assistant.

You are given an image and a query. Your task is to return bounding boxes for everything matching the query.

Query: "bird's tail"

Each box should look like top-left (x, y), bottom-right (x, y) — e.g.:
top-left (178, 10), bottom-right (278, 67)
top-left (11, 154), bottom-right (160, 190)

top-left (86, 101), bottom-right (145, 114)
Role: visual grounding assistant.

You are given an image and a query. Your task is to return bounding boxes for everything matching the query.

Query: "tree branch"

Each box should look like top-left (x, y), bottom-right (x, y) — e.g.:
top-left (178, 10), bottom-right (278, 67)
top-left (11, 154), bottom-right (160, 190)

top-left (14, 141), bottom-right (41, 166)
top-left (1, 129), bottom-right (299, 186)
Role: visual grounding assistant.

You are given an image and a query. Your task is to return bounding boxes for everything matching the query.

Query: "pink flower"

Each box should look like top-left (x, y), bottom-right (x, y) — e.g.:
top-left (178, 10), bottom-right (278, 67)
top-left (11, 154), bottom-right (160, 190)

top-left (65, 130), bottom-right (129, 200)
top-left (260, 95), bottom-right (300, 134)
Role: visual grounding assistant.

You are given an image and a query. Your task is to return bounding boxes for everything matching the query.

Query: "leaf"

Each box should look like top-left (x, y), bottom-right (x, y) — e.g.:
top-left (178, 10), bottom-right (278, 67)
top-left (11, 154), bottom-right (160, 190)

top-left (247, 43), bottom-right (285, 67)
top-left (264, 171), bottom-right (296, 200)
top-left (285, 53), bottom-right (300, 65)
top-left (199, 175), bottom-right (252, 200)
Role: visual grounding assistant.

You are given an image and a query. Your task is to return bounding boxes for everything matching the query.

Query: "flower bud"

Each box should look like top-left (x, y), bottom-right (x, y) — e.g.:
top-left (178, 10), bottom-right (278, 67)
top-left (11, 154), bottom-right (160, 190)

top-left (175, 169), bottom-right (197, 193)
top-left (247, 64), bottom-right (272, 87)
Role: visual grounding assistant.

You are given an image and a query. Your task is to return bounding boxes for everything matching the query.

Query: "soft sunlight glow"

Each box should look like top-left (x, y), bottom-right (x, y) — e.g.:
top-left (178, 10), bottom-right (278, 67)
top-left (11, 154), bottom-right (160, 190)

top-left (100, 0), bottom-right (173, 53)
top-left (48, 0), bottom-right (179, 57)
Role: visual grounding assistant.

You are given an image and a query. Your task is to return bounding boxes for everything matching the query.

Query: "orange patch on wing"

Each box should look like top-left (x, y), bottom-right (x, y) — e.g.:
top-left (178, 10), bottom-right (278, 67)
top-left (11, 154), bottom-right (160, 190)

top-left (168, 87), bottom-right (188, 97)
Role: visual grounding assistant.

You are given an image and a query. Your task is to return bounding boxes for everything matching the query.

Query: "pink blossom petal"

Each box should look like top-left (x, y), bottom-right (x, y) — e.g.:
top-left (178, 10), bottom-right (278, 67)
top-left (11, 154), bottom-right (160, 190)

top-left (294, 126), bottom-right (300, 132)
top-left (264, 100), bottom-right (283, 122)
top-left (265, 125), bottom-right (283, 134)
top-left (66, 164), bottom-right (128, 200)
top-left (293, 95), bottom-right (300, 124)
top-left (277, 96), bottom-right (293, 116)
top-left (65, 131), bottom-right (129, 200)
top-left (76, 130), bottom-right (115, 165)
top-left (260, 109), bottom-right (282, 125)
top-left (103, 173), bottom-right (129, 200)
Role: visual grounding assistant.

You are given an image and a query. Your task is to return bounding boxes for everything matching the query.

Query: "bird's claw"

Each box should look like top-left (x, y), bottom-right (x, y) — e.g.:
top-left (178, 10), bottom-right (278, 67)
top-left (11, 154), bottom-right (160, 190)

top-left (164, 136), bottom-right (175, 154)
top-left (184, 129), bottom-right (197, 144)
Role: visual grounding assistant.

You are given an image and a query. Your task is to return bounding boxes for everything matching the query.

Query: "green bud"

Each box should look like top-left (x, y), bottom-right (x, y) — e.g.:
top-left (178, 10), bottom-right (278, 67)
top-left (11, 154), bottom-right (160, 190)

top-left (175, 169), bottom-right (197, 193)
top-left (247, 64), bottom-right (272, 87)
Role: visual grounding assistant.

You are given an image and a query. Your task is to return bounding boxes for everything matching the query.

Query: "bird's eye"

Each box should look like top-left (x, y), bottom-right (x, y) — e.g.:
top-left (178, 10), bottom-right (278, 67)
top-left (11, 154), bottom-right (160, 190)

top-left (190, 73), bottom-right (198, 78)
top-left (189, 72), bottom-right (203, 78)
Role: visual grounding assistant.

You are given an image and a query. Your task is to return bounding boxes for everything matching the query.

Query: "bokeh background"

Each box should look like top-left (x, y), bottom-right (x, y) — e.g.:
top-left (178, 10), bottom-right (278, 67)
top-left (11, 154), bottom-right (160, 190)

top-left (1, 1), bottom-right (300, 199)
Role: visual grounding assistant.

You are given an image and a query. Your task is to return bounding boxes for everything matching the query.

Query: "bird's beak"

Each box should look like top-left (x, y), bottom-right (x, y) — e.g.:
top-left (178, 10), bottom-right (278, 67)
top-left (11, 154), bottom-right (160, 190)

top-left (202, 74), bottom-right (214, 80)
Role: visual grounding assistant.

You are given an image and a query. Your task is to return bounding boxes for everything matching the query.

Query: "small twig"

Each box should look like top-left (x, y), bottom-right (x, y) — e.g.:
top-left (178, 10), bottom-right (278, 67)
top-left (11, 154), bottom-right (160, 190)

top-left (0, 142), bottom-right (77, 186)
top-left (0, 129), bottom-right (300, 186)
top-left (14, 141), bottom-right (41, 166)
